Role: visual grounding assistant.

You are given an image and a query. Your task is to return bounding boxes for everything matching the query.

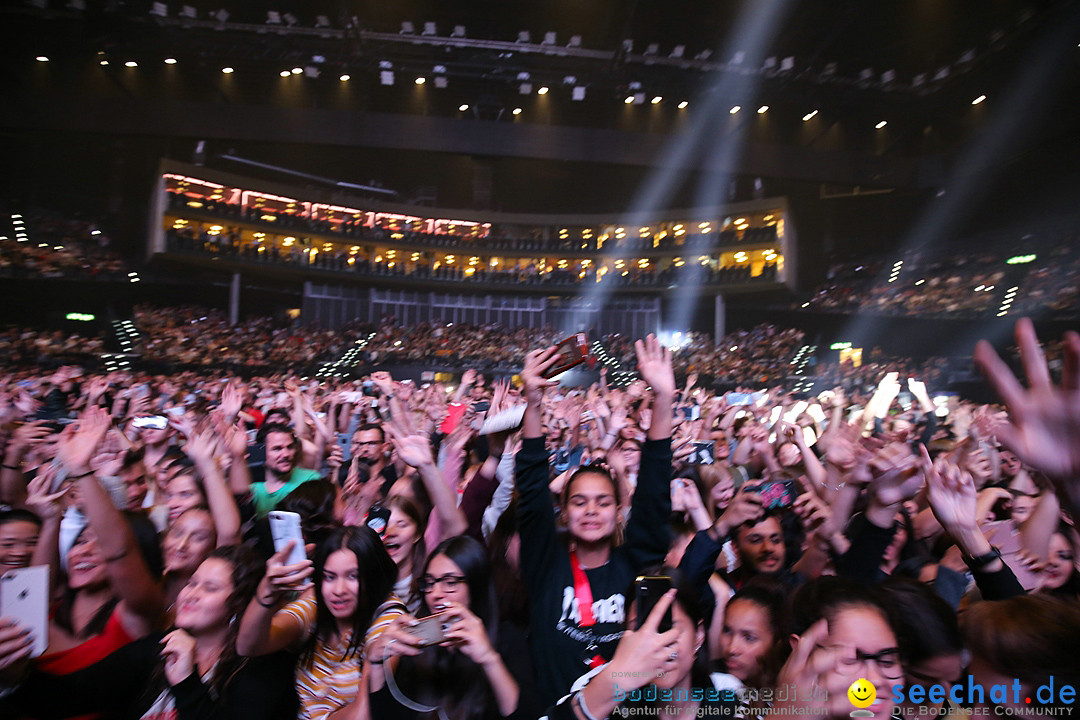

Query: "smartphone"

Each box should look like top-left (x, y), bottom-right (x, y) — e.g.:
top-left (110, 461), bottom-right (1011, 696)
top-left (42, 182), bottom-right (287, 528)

top-left (634, 576), bottom-right (673, 632)
top-left (688, 441), bottom-right (715, 465)
top-left (407, 612), bottom-right (454, 647)
top-left (745, 479), bottom-right (797, 509)
top-left (542, 333), bottom-right (591, 379)
top-left (132, 415), bottom-right (168, 430)
top-left (366, 505), bottom-right (391, 537)
top-left (268, 511), bottom-right (307, 566)
top-left (439, 403), bottom-right (467, 435)
top-left (1, 566), bottom-right (49, 657)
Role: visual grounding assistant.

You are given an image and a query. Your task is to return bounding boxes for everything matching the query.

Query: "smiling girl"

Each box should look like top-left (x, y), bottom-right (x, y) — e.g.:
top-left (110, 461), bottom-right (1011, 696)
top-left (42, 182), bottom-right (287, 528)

top-left (516, 335), bottom-right (675, 706)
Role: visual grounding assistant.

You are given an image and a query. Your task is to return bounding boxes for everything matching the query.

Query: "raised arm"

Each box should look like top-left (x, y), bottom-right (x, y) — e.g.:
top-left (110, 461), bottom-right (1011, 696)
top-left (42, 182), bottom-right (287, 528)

top-left (178, 425), bottom-right (242, 546)
top-left (974, 318), bottom-right (1080, 519)
top-left (57, 407), bottom-right (165, 635)
top-left (235, 543), bottom-right (312, 656)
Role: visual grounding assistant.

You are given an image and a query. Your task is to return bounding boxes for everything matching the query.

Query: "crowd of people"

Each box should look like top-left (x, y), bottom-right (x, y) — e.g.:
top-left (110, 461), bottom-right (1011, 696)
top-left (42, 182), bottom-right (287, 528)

top-left (0, 209), bottom-right (128, 282)
top-left (800, 239), bottom-right (1080, 319)
top-left (0, 316), bottom-right (1077, 720)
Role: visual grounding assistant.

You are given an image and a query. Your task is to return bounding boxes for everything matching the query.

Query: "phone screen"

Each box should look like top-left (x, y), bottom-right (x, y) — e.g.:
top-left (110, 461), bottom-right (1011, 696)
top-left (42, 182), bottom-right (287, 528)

top-left (634, 575), bottom-right (673, 632)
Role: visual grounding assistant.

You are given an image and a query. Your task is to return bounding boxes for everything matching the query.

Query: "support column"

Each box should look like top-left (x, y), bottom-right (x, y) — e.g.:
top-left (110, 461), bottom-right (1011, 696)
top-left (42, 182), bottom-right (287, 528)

top-left (714, 294), bottom-right (726, 344)
top-left (229, 272), bottom-right (241, 326)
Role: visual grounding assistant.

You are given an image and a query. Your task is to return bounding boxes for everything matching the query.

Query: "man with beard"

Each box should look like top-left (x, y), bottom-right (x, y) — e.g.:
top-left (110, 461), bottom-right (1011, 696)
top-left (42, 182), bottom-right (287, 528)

top-left (250, 422), bottom-right (320, 517)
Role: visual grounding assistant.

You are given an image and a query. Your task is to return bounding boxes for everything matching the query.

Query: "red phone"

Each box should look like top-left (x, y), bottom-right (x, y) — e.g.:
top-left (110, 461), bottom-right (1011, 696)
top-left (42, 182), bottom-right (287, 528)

top-left (543, 333), bottom-right (592, 378)
top-left (439, 403), bottom-right (467, 434)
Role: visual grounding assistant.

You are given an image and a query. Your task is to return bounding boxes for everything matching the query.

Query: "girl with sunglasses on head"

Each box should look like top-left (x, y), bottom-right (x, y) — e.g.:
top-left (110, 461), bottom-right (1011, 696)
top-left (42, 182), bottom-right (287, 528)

top-left (0, 545), bottom-right (298, 720)
top-left (516, 335), bottom-right (675, 707)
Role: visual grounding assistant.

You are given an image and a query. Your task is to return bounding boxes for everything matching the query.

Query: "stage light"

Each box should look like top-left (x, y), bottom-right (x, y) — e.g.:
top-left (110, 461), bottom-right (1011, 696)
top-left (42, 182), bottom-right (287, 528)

top-left (802, 110), bottom-right (817, 121)
top-left (164, 57), bottom-right (177, 65)
top-left (315, 15), bottom-right (331, 28)
top-left (291, 67), bottom-right (302, 74)
top-left (459, 104), bottom-right (469, 111)
top-left (125, 61), bottom-right (138, 67)
top-left (875, 120), bottom-right (887, 129)
top-left (972, 94), bottom-right (986, 105)
top-left (678, 101), bottom-right (688, 109)
top-left (517, 31), bottom-right (530, 43)
top-left (179, 5), bottom-right (196, 19)
top-left (757, 105), bottom-right (768, 113)
top-left (100, 60), bottom-right (109, 65)
top-left (651, 96), bottom-right (662, 104)
top-left (36, 56), bottom-right (49, 62)
top-left (729, 105), bottom-right (741, 114)
top-left (415, 76), bottom-right (426, 85)
top-left (280, 70), bottom-right (291, 77)
top-left (537, 86), bottom-right (549, 95)
top-left (451, 25), bottom-right (466, 38)
top-left (221, 67), bottom-right (234, 74)
top-left (624, 96), bottom-right (634, 104)
top-left (339, 74), bottom-right (350, 81)
top-left (512, 107), bottom-right (522, 115)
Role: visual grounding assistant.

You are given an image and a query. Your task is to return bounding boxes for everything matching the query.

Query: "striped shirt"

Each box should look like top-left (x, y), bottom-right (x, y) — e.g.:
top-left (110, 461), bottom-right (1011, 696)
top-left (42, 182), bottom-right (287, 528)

top-left (282, 595), bottom-right (404, 720)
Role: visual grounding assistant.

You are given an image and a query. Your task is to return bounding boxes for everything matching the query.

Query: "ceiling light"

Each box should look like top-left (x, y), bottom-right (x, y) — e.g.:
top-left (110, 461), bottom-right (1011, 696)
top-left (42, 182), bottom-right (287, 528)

top-left (125, 61), bottom-right (138, 68)
top-left (651, 96), bottom-right (662, 104)
top-left (291, 67), bottom-right (302, 75)
top-left (624, 96), bottom-right (634, 104)
top-left (221, 67), bottom-right (234, 74)
top-left (802, 110), bottom-right (817, 121)
top-left (876, 120), bottom-right (887, 129)
top-left (757, 105), bottom-right (768, 114)
top-left (678, 101), bottom-right (688, 109)
top-left (415, 76), bottom-right (426, 85)
top-left (339, 74), bottom-right (350, 81)
top-left (36, 56), bottom-right (49, 62)
top-left (512, 107), bottom-right (522, 115)
top-left (538, 86), bottom-right (549, 95)
top-left (100, 60), bottom-right (109, 66)
top-left (280, 70), bottom-right (290, 77)
top-left (729, 105), bottom-right (741, 114)
top-left (972, 94), bottom-right (986, 105)
top-left (164, 58), bottom-right (177, 65)
top-left (458, 104), bottom-right (469, 111)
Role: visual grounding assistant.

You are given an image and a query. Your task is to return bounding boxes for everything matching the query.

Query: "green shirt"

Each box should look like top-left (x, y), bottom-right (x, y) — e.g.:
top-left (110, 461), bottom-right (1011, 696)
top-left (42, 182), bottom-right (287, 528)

top-left (251, 467), bottom-right (322, 517)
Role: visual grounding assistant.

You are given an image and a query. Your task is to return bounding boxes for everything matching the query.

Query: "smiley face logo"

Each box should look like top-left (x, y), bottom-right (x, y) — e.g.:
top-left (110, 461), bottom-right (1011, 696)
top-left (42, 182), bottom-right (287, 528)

top-left (848, 678), bottom-right (876, 708)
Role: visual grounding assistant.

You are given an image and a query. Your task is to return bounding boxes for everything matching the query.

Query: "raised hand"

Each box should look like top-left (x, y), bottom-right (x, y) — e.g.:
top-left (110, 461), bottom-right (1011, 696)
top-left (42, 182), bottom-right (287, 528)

top-left (385, 424), bottom-right (436, 469)
top-left (161, 629), bottom-right (197, 686)
top-left (974, 318), bottom-right (1080, 484)
top-left (634, 334), bottom-right (676, 397)
top-left (520, 347), bottom-right (561, 401)
top-left (922, 445), bottom-right (978, 534)
top-left (256, 541), bottom-right (314, 607)
top-left (56, 406), bottom-right (112, 474)
top-left (25, 465), bottom-right (68, 521)
top-left (868, 442), bottom-right (924, 507)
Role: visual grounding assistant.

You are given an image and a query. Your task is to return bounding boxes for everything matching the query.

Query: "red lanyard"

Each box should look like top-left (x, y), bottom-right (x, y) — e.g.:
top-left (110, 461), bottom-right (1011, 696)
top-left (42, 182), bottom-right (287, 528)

top-left (569, 550), bottom-right (605, 668)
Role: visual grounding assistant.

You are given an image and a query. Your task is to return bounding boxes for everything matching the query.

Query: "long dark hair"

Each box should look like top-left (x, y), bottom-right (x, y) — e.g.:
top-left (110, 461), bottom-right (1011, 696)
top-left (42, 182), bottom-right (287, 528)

top-left (720, 579), bottom-right (791, 687)
top-left (420, 535), bottom-right (498, 635)
top-left (393, 536), bottom-right (503, 720)
top-left (138, 545), bottom-right (264, 706)
top-left (301, 526), bottom-right (397, 668)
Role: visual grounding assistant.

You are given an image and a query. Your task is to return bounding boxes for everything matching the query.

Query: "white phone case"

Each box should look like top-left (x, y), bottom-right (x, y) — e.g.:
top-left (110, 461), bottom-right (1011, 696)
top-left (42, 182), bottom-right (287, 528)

top-left (1, 565), bottom-right (49, 657)
top-left (268, 511), bottom-right (307, 566)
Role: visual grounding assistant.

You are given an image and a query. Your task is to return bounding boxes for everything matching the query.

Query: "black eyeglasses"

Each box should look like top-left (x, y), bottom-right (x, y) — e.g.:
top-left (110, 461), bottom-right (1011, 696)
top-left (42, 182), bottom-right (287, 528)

top-left (820, 645), bottom-right (904, 680)
top-left (419, 574), bottom-right (467, 593)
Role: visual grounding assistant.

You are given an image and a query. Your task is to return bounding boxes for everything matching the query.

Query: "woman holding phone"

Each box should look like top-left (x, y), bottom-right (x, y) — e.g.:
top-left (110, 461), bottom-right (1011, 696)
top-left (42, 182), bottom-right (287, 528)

top-left (0, 545), bottom-right (298, 720)
top-left (236, 525), bottom-right (403, 720)
top-left (516, 335), bottom-right (675, 706)
top-left (354, 535), bottom-right (532, 720)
